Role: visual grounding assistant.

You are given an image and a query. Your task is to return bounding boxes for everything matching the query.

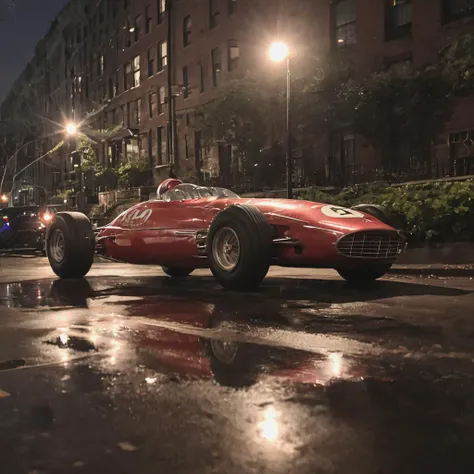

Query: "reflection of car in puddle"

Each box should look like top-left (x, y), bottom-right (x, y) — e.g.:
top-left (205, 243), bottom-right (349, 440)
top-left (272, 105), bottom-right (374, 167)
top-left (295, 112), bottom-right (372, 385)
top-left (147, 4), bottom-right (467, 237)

top-left (0, 279), bottom-right (93, 308)
top-left (133, 301), bottom-right (361, 388)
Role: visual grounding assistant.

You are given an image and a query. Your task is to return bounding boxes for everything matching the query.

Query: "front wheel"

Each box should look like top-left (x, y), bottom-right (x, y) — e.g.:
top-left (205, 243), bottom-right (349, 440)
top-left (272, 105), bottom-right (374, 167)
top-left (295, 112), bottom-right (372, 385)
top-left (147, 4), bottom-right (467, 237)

top-left (161, 266), bottom-right (194, 278)
top-left (337, 264), bottom-right (392, 283)
top-left (207, 205), bottom-right (273, 291)
top-left (46, 212), bottom-right (95, 279)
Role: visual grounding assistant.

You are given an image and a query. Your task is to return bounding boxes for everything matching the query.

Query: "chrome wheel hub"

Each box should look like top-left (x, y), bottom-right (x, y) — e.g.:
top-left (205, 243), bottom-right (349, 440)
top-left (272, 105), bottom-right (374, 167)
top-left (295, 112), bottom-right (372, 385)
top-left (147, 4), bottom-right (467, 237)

top-left (49, 229), bottom-right (65, 263)
top-left (212, 227), bottom-right (240, 271)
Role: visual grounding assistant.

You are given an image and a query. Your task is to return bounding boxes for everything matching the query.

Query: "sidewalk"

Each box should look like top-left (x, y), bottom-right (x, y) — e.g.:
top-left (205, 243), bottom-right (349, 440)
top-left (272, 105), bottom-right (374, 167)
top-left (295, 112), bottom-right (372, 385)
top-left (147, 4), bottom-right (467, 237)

top-left (390, 264), bottom-right (474, 277)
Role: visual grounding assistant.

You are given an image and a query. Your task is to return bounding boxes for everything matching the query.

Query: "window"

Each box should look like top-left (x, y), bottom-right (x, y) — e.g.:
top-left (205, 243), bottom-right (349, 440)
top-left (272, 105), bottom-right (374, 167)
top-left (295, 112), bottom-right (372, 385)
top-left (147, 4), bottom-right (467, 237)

top-left (126, 102), bottom-right (132, 126)
top-left (199, 62), bottom-right (205, 93)
top-left (229, 0), bottom-right (236, 14)
top-left (135, 98), bottom-right (141, 125)
top-left (449, 130), bottom-right (474, 176)
top-left (442, 0), bottom-right (474, 23)
top-left (211, 47), bottom-right (221, 87)
top-left (158, 86), bottom-right (166, 114)
top-left (183, 15), bottom-right (192, 46)
top-left (333, 0), bottom-right (356, 48)
top-left (148, 47), bottom-right (155, 77)
top-left (157, 126), bottom-right (167, 163)
top-left (126, 21), bottom-right (132, 47)
top-left (158, 41), bottom-right (168, 71)
top-left (385, 0), bottom-right (412, 40)
top-left (134, 15), bottom-right (142, 42)
top-left (149, 92), bottom-right (157, 118)
top-left (158, 0), bottom-right (166, 24)
top-left (146, 5), bottom-right (152, 33)
top-left (120, 105), bottom-right (125, 126)
top-left (124, 62), bottom-right (132, 90)
top-left (114, 70), bottom-right (120, 95)
top-left (209, 0), bottom-right (219, 28)
top-left (185, 134), bottom-right (191, 159)
top-left (182, 66), bottom-right (189, 99)
top-left (133, 55), bottom-right (141, 87)
top-left (98, 55), bottom-right (105, 75)
top-left (227, 40), bottom-right (239, 71)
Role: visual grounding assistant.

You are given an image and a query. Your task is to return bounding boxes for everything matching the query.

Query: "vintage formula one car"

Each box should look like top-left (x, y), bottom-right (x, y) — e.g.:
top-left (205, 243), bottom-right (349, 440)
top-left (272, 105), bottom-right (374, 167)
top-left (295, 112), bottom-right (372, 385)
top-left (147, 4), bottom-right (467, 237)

top-left (45, 179), bottom-right (406, 290)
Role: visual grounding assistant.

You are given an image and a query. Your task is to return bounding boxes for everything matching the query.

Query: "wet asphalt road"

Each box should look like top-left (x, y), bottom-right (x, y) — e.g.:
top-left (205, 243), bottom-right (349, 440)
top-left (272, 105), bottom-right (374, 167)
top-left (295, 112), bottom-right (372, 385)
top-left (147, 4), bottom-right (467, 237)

top-left (1, 256), bottom-right (474, 473)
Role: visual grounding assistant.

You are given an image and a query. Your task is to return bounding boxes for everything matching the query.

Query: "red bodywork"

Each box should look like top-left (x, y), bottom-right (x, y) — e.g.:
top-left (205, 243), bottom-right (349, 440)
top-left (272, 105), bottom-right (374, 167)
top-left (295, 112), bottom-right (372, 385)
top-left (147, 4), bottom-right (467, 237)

top-left (96, 193), bottom-right (403, 270)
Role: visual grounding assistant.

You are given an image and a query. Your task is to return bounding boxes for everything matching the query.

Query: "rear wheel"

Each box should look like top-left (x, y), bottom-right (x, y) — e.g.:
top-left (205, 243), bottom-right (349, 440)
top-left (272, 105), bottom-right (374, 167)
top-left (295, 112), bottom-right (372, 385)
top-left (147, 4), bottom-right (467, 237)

top-left (161, 266), bottom-right (194, 278)
top-left (207, 205), bottom-right (273, 291)
top-left (46, 212), bottom-right (95, 279)
top-left (337, 264), bottom-right (392, 283)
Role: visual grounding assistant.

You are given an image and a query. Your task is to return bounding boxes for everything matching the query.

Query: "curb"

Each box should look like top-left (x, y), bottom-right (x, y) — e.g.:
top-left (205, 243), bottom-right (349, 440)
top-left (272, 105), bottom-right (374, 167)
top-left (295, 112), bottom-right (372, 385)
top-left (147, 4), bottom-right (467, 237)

top-left (397, 242), bottom-right (474, 266)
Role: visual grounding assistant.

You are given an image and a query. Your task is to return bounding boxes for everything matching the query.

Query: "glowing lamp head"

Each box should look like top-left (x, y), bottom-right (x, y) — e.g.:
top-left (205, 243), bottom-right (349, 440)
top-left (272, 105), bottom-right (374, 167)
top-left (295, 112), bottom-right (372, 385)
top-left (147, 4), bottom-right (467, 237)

top-left (65, 123), bottom-right (77, 136)
top-left (1, 194), bottom-right (8, 203)
top-left (269, 42), bottom-right (289, 62)
top-left (43, 213), bottom-right (52, 223)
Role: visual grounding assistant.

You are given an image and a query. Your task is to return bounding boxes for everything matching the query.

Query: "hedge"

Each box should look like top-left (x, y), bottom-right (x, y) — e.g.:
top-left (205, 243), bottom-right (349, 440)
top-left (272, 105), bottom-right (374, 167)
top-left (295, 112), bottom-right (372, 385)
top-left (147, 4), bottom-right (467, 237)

top-left (298, 180), bottom-right (474, 243)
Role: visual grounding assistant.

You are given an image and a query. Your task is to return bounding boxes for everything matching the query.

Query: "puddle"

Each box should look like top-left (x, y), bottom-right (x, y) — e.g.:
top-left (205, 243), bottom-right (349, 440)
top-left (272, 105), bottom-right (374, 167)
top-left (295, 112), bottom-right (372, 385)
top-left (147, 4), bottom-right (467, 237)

top-left (0, 359), bottom-right (27, 371)
top-left (43, 335), bottom-right (97, 352)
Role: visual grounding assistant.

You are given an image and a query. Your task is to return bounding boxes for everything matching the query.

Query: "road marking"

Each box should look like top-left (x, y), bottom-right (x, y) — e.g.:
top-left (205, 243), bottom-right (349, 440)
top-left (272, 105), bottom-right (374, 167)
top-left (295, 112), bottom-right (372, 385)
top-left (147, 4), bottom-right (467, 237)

top-left (0, 390), bottom-right (11, 399)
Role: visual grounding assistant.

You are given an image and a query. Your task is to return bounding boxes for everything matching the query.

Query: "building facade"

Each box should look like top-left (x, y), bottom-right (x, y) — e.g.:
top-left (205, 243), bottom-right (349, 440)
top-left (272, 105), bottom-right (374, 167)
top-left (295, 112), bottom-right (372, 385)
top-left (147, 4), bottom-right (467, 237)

top-left (1, 0), bottom-right (474, 199)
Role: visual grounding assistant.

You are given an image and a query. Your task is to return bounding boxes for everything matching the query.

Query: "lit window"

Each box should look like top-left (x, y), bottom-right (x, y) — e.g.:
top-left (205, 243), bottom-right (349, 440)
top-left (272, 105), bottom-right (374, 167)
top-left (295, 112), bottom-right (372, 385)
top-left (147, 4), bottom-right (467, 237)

top-left (227, 40), bottom-right (239, 71)
top-left (158, 41), bottom-right (168, 71)
top-left (133, 55), bottom-right (141, 87)
top-left (158, 0), bottom-right (166, 24)
top-left (334, 0), bottom-right (356, 48)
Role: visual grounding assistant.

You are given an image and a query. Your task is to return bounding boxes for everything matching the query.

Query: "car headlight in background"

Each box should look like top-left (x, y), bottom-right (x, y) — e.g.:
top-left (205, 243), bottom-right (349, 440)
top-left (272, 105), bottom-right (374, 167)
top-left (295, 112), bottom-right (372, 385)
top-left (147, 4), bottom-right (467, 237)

top-left (43, 213), bottom-right (52, 223)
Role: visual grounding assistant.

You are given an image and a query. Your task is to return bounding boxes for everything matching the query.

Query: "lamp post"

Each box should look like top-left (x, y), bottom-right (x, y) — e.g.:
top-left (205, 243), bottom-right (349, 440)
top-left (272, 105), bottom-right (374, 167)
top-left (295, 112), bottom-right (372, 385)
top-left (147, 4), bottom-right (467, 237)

top-left (269, 41), bottom-right (293, 199)
top-left (8, 123), bottom-right (78, 206)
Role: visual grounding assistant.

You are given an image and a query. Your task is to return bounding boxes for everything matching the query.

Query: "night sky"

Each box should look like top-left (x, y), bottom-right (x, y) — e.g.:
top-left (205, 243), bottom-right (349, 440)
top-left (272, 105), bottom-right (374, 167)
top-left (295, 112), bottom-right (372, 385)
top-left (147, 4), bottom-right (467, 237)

top-left (0, 0), bottom-right (70, 103)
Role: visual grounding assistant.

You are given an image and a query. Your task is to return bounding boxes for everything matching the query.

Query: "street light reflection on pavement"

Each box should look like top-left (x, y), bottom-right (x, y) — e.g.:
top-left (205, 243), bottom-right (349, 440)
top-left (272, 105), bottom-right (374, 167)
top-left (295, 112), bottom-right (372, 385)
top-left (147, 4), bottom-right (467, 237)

top-left (259, 405), bottom-right (280, 442)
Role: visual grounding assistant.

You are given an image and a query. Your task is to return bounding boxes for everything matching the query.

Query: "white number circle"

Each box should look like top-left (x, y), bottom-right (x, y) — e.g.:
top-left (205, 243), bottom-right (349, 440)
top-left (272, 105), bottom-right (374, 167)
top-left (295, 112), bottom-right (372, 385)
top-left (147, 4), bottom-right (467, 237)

top-left (321, 205), bottom-right (364, 219)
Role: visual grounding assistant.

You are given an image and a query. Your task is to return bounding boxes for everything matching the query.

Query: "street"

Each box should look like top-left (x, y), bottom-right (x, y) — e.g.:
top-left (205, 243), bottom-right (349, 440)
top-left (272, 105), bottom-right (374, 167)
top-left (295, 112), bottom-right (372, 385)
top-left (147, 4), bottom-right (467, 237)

top-left (1, 257), bottom-right (474, 473)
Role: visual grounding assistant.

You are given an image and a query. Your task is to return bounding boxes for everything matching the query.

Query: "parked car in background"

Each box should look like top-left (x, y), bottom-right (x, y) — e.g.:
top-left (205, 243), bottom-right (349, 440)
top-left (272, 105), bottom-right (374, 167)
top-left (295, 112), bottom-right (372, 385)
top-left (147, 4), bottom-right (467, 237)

top-left (0, 205), bottom-right (55, 253)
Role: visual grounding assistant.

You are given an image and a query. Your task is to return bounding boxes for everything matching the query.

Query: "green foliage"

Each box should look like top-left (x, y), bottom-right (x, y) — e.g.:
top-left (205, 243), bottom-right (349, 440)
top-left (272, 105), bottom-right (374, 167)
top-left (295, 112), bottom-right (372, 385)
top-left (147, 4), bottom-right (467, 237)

top-left (299, 180), bottom-right (474, 243)
top-left (441, 33), bottom-right (474, 94)
top-left (193, 77), bottom-right (278, 175)
top-left (76, 137), bottom-right (102, 174)
top-left (328, 65), bottom-right (453, 172)
top-left (117, 157), bottom-right (149, 188)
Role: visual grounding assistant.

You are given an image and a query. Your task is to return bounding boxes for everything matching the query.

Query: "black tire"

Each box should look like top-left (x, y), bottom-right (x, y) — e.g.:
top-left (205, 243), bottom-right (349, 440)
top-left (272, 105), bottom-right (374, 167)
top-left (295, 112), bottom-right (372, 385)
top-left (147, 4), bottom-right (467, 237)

top-left (337, 264), bottom-right (392, 283)
top-left (46, 212), bottom-right (95, 279)
top-left (352, 204), bottom-right (401, 229)
top-left (161, 266), bottom-right (194, 278)
top-left (207, 205), bottom-right (273, 291)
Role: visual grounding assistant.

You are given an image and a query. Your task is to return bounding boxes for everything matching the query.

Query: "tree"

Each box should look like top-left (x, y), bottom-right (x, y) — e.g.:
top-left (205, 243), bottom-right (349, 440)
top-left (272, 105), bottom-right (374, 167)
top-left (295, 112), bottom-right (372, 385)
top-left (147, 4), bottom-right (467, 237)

top-left (324, 63), bottom-right (454, 178)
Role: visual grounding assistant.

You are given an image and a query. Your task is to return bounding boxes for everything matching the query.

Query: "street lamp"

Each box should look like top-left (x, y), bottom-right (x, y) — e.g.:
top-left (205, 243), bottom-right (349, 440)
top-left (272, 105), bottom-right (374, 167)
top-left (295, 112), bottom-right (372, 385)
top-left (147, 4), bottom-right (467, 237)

top-left (269, 41), bottom-right (293, 199)
top-left (65, 122), bottom-right (78, 136)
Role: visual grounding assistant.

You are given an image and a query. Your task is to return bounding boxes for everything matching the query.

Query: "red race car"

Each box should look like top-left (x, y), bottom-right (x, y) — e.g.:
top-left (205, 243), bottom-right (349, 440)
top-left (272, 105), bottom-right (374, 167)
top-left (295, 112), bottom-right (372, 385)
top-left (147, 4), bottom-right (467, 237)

top-left (45, 179), bottom-right (406, 290)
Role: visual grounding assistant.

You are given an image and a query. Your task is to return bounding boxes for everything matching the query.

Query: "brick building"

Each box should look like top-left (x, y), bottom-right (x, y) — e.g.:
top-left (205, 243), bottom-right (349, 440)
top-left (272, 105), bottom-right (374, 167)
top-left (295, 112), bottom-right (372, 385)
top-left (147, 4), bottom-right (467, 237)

top-left (1, 0), bottom-right (474, 198)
